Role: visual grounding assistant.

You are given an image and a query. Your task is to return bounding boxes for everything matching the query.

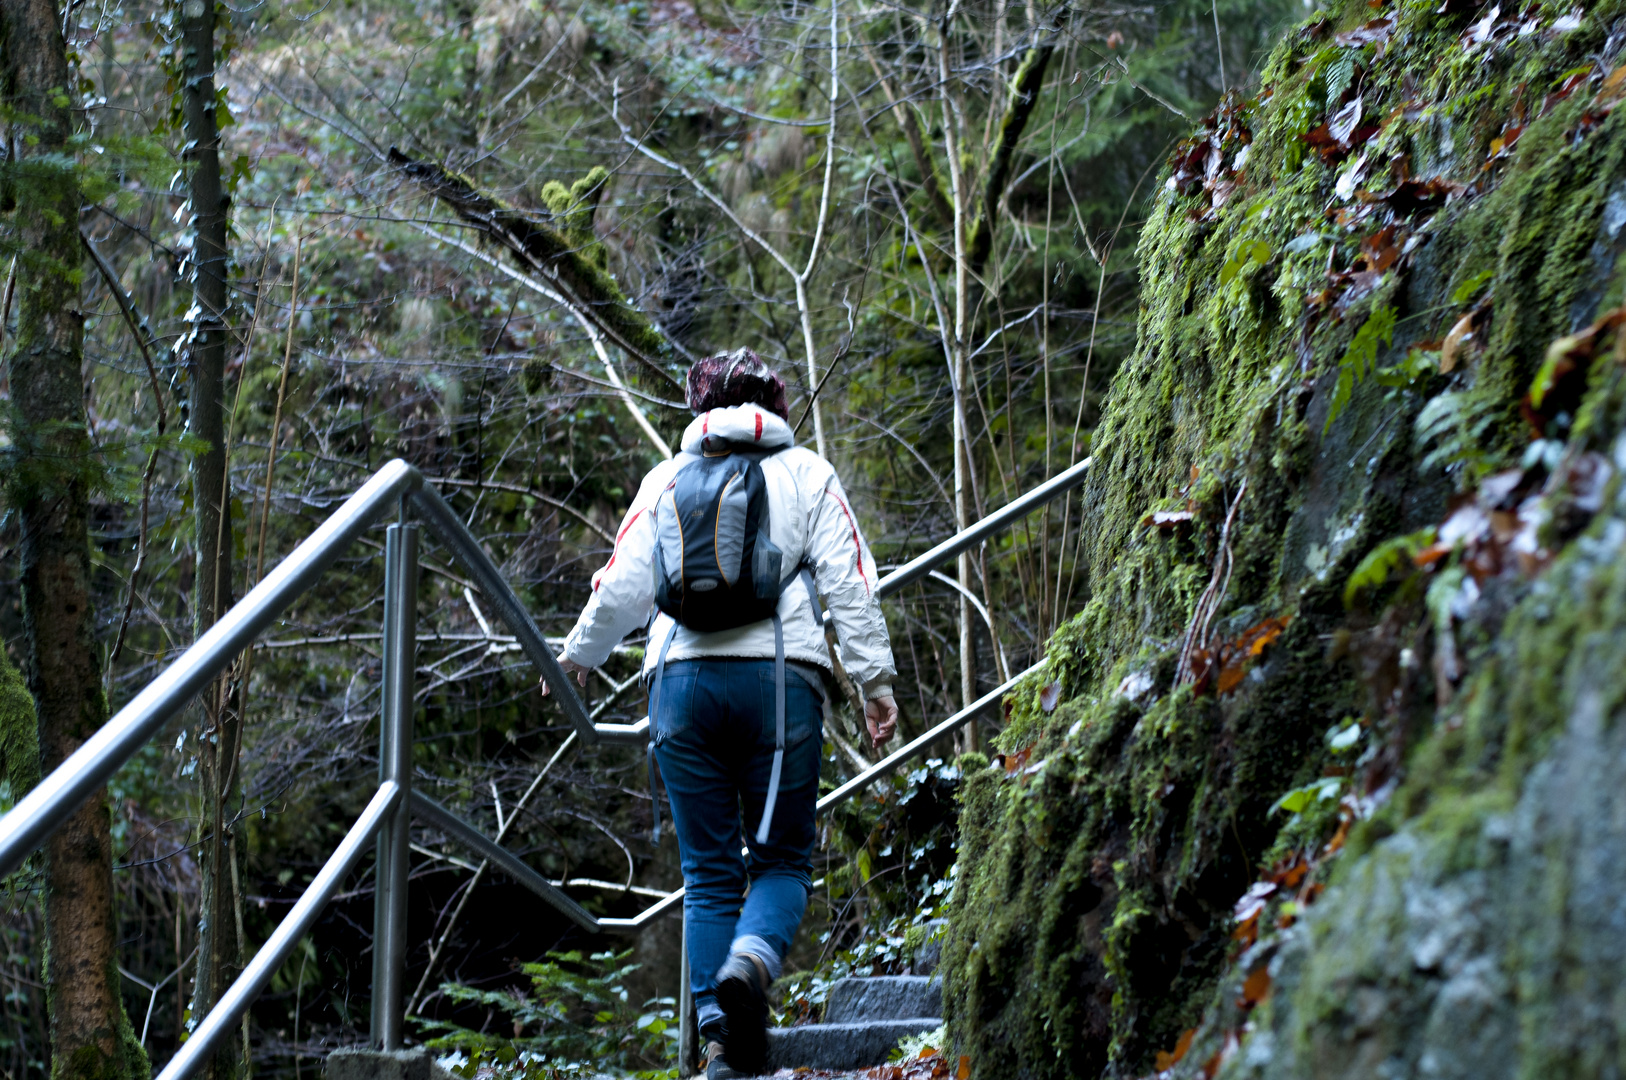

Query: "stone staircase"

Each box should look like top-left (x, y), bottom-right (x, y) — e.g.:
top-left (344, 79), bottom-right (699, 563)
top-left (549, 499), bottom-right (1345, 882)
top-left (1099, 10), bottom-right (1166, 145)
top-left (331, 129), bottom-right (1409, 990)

top-left (766, 974), bottom-right (942, 1072)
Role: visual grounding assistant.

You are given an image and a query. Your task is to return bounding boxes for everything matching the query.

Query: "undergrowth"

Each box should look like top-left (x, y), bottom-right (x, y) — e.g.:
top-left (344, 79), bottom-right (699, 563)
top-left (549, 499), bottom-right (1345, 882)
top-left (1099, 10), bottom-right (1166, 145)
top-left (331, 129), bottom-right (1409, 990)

top-left (417, 950), bottom-right (677, 1079)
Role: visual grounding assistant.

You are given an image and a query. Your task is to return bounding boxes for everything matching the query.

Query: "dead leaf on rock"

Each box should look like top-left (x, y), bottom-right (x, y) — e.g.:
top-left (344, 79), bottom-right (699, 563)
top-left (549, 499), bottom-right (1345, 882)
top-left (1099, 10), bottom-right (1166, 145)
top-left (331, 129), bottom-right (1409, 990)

top-left (1039, 679), bottom-right (1062, 713)
top-left (1201, 1031), bottom-right (1241, 1078)
top-left (1328, 97), bottom-right (1365, 147)
top-left (1464, 3), bottom-right (1503, 47)
top-left (1360, 224), bottom-right (1401, 272)
top-left (1233, 881), bottom-right (1278, 927)
top-left (1439, 310), bottom-right (1478, 372)
top-left (1154, 1028), bottom-right (1197, 1071)
top-left (1335, 16), bottom-right (1395, 46)
top-left (1142, 509), bottom-right (1195, 529)
top-left (1543, 66), bottom-right (1593, 114)
top-left (1239, 966), bottom-right (1272, 1007)
top-left (1001, 747), bottom-right (1033, 775)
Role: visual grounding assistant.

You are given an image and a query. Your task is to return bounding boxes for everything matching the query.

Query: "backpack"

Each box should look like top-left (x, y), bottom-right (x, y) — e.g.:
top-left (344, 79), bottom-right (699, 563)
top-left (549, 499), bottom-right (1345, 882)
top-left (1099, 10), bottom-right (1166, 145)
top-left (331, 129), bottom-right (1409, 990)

top-left (651, 449), bottom-right (787, 632)
top-left (645, 444), bottom-right (818, 846)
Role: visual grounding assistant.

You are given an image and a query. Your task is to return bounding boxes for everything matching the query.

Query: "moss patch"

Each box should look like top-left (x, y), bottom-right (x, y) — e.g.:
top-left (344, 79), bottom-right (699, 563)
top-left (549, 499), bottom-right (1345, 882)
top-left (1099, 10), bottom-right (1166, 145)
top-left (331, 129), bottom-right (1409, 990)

top-left (942, 0), bottom-right (1626, 1075)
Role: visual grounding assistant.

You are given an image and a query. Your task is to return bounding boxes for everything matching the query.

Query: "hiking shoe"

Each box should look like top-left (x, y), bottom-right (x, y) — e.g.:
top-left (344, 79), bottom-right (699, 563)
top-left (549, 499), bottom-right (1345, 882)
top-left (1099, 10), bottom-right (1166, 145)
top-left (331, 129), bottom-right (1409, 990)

top-left (704, 1040), bottom-right (747, 1079)
top-left (713, 952), bottom-right (770, 1075)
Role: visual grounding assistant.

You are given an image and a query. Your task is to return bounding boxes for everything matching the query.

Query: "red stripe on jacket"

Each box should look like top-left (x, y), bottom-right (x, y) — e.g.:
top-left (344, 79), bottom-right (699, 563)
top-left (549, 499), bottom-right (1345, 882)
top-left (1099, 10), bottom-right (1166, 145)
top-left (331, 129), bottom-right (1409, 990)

top-left (824, 487), bottom-right (871, 592)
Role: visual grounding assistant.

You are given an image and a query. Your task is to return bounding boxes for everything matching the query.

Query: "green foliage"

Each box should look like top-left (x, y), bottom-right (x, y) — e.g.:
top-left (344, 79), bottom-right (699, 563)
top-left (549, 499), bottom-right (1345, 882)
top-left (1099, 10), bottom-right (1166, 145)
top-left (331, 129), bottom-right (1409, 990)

top-left (1324, 301), bottom-right (1398, 433)
top-left (1269, 775), bottom-right (1343, 817)
top-left (421, 950), bottom-right (675, 1079)
top-left (1343, 526), bottom-right (1436, 609)
top-left (0, 648), bottom-right (38, 802)
top-left (1416, 390), bottom-right (1500, 477)
top-left (1324, 52), bottom-right (1357, 105)
top-left (1219, 239), bottom-right (1272, 285)
top-left (1451, 269), bottom-right (1496, 305)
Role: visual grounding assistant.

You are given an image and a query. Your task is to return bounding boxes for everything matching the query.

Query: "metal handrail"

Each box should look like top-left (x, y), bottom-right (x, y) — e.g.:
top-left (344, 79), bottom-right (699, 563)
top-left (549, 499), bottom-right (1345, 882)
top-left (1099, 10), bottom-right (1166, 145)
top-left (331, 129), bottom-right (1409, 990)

top-left (0, 460), bottom-right (420, 879)
top-left (867, 455), bottom-right (1093, 605)
top-left (411, 791), bottom-right (598, 931)
top-left (0, 459), bottom-right (619, 1078)
top-left (162, 782), bottom-right (403, 1080)
top-left (0, 451), bottom-right (1093, 1079)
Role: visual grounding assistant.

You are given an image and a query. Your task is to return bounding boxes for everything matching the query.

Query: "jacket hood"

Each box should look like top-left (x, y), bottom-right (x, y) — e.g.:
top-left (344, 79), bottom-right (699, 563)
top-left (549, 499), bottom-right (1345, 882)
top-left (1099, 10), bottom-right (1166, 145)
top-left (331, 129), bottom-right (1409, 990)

top-left (680, 404), bottom-right (795, 454)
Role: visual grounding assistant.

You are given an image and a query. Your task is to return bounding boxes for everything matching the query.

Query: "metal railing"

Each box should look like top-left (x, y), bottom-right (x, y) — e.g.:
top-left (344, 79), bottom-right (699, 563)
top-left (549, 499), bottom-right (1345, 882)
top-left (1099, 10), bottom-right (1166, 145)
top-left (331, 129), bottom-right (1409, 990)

top-left (0, 452), bottom-right (1093, 1080)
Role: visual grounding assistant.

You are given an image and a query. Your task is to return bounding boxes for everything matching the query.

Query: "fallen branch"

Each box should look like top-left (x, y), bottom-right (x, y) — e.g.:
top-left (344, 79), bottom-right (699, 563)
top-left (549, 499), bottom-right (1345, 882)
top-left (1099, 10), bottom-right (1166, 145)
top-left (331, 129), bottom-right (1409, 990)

top-left (388, 148), bottom-right (682, 396)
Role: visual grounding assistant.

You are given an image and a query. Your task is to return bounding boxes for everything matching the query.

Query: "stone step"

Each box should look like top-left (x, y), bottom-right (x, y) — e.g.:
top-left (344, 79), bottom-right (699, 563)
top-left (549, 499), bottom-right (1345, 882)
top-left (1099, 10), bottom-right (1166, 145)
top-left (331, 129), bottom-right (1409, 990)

top-left (766, 1017), bottom-right (942, 1072)
top-left (823, 975), bottom-right (942, 1023)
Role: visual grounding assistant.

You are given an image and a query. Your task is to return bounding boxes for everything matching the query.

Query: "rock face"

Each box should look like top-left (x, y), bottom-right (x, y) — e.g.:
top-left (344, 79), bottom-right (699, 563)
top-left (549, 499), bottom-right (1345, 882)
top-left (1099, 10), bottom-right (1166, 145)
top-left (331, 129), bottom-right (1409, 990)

top-left (939, 0), bottom-right (1626, 1076)
top-left (1251, 501), bottom-right (1626, 1079)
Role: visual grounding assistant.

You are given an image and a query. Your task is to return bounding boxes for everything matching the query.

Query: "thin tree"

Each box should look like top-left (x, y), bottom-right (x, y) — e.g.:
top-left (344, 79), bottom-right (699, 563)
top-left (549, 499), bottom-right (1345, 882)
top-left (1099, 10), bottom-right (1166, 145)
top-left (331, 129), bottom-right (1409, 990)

top-left (0, 0), bottom-right (149, 1076)
top-left (175, 0), bottom-right (243, 1071)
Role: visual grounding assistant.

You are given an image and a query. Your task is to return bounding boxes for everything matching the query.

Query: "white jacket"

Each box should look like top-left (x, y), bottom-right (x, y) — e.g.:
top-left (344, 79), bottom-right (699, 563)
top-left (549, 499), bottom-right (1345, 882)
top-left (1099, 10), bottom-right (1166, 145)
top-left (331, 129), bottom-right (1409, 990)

top-left (560, 404), bottom-right (897, 698)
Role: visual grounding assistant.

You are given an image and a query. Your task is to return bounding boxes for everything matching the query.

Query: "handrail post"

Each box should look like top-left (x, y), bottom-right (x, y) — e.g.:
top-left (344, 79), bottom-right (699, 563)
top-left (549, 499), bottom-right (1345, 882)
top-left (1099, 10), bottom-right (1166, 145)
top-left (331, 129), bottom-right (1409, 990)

top-left (372, 521), bottom-right (418, 1049)
top-left (678, 926), bottom-right (695, 1076)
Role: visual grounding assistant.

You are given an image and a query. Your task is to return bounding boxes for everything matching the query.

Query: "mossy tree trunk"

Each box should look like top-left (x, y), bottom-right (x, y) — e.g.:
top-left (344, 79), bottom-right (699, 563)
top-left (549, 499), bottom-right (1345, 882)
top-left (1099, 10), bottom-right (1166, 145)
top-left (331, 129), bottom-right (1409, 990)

top-left (176, 0), bottom-right (242, 1074)
top-left (0, 3), bottom-right (148, 1078)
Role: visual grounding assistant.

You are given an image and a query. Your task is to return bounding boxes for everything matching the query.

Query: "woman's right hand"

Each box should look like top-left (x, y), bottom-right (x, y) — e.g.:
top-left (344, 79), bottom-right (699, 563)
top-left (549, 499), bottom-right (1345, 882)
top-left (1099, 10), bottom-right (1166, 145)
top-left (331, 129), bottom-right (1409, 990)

top-left (540, 656), bottom-right (589, 697)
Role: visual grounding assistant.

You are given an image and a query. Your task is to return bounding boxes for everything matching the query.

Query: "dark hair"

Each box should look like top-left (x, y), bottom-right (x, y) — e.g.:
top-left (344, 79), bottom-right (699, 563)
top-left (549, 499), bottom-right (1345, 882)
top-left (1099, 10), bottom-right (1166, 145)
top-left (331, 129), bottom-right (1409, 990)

top-left (685, 348), bottom-right (789, 421)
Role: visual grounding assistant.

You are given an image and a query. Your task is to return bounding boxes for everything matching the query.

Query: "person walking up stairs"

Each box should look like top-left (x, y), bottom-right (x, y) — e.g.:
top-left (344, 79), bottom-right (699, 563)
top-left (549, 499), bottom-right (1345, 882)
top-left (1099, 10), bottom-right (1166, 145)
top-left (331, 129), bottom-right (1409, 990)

top-left (544, 350), bottom-right (901, 1079)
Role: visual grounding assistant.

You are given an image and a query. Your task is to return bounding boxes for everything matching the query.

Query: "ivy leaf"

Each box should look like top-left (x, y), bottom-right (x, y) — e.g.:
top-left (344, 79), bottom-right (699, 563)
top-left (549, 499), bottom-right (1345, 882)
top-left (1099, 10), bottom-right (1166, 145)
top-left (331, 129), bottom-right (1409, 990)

top-left (1219, 240), bottom-right (1273, 285)
top-left (1327, 721), bottom-right (1362, 750)
top-left (1270, 777), bottom-right (1343, 816)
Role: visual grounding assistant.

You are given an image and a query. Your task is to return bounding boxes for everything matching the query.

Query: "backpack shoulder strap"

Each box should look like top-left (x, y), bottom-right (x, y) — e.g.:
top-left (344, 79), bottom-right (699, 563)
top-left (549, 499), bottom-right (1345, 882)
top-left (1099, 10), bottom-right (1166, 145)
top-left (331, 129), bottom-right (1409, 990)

top-left (646, 619), bottom-right (680, 843)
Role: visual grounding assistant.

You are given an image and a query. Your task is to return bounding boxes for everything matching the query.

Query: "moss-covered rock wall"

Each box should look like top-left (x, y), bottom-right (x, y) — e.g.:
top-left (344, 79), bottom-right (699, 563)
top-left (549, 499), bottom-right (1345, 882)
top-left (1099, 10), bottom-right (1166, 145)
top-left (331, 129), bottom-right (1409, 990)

top-left (942, 0), bottom-right (1626, 1075)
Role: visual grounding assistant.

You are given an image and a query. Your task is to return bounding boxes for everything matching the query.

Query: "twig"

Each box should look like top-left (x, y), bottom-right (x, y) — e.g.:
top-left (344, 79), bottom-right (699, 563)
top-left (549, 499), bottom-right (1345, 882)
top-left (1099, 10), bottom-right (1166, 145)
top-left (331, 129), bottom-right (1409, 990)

top-left (411, 221), bottom-right (674, 461)
top-left (1174, 480), bottom-right (1247, 686)
top-left (610, 19), bottom-right (842, 458)
top-left (256, 236), bottom-right (301, 587)
top-left (407, 671), bottom-right (640, 1012)
top-left (82, 231), bottom-right (170, 668)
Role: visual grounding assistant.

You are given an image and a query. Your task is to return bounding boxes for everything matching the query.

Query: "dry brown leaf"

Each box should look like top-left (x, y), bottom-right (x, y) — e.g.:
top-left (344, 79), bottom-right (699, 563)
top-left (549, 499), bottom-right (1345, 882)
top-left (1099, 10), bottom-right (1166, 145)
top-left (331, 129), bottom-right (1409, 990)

top-left (1154, 1028), bottom-right (1198, 1071)
top-left (1240, 966), bottom-right (1273, 1007)
top-left (1142, 509), bottom-right (1195, 529)
top-left (1335, 15), bottom-right (1395, 45)
top-left (1440, 310), bottom-right (1477, 372)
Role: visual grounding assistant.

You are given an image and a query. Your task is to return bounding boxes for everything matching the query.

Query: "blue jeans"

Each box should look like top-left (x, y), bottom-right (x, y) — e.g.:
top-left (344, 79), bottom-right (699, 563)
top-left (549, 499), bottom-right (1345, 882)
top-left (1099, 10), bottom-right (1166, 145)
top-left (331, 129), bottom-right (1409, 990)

top-left (651, 658), bottom-right (823, 1038)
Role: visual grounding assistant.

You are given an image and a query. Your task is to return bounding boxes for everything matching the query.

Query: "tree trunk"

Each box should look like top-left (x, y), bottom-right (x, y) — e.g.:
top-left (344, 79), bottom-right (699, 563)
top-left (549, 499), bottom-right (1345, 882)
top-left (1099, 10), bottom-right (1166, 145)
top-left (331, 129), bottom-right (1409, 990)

top-left (177, 0), bottom-right (241, 1074)
top-left (0, 3), bottom-right (148, 1078)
